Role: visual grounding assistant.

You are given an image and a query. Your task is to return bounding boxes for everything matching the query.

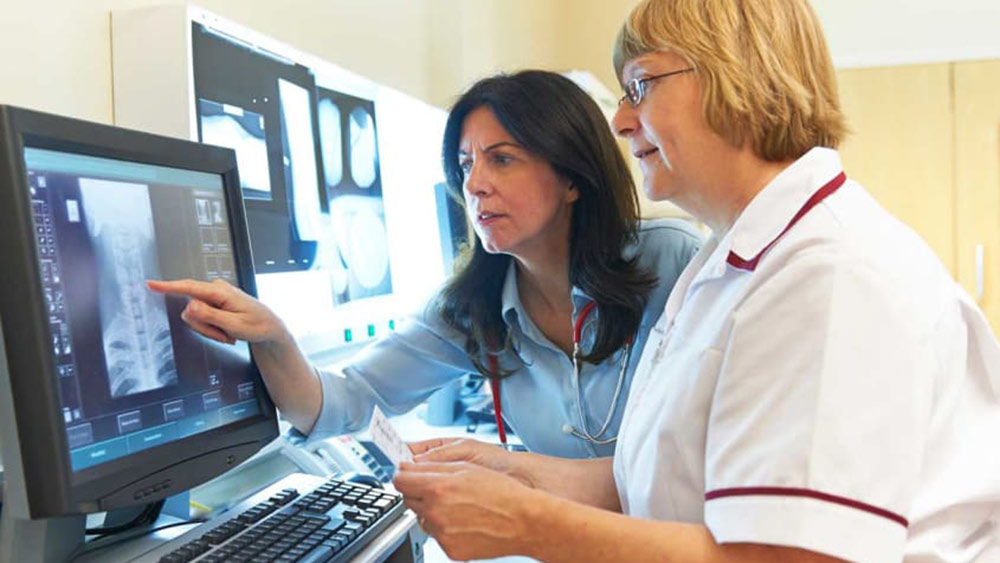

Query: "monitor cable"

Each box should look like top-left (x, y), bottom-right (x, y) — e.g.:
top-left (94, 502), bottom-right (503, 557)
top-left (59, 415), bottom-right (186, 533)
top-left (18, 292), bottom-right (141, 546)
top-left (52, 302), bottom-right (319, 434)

top-left (69, 516), bottom-right (208, 562)
top-left (84, 499), bottom-right (165, 536)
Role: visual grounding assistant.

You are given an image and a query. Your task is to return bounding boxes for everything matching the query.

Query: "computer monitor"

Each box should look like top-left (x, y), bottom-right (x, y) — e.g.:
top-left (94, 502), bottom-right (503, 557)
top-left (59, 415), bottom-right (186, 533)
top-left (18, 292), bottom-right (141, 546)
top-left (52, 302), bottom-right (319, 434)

top-left (0, 105), bottom-right (278, 560)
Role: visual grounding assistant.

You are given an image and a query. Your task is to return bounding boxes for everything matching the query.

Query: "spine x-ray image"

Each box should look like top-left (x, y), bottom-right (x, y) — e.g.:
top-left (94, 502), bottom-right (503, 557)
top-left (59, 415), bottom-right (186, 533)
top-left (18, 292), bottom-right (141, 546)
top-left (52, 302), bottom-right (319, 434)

top-left (79, 178), bottom-right (178, 397)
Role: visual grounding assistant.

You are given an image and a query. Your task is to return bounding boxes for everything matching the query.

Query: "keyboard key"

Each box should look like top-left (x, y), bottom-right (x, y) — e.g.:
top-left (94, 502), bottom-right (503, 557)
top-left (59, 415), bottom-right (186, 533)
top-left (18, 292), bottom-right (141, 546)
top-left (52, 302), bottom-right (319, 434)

top-left (331, 531), bottom-right (353, 544)
top-left (301, 511), bottom-right (331, 523)
top-left (323, 538), bottom-right (345, 552)
top-left (343, 522), bottom-right (363, 538)
top-left (321, 517), bottom-right (347, 533)
top-left (342, 508), bottom-right (362, 521)
top-left (298, 545), bottom-right (334, 563)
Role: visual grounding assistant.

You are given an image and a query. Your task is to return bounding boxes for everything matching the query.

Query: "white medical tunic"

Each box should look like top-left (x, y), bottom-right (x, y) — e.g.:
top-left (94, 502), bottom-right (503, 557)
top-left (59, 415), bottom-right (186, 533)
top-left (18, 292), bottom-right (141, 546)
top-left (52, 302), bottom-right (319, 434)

top-left (614, 148), bottom-right (1000, 562)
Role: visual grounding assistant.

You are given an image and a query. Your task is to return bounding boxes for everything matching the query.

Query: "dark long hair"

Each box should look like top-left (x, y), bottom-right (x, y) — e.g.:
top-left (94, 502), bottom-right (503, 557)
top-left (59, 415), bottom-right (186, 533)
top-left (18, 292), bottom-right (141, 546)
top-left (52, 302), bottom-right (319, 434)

top-left (436, 70), bottom-right (656, 377)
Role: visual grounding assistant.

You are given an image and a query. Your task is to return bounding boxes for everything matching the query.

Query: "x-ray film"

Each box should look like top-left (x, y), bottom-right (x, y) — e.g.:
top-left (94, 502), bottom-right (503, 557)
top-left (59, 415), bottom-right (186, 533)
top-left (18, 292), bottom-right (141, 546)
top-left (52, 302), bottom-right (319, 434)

top-left (318, 99), bottom-right (343, 187)
top-left (327, 195), bottom-right (393, 302)
top-left (279, 79), bottom-right (323, 243)
top-left (349, 107), bottom-right (378, 188)
top-left (314, 88), bottom-right (392, 304)
top-left (78, 178), bottom-right (178, 398)
top-left (199, 99), bottom-right (272, 200)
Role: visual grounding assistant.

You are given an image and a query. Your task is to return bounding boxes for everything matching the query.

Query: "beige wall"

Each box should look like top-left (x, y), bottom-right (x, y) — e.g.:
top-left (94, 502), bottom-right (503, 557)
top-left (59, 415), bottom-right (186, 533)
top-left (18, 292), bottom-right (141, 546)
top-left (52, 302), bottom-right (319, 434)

top-left (0, 0), bottom-right (633, 125)
top-left (0, 0), bottom-right (442, 124)
top-left (3, 0), bottom-right (998, 120)
top-left (0, 0), bottom-right (1000, 249)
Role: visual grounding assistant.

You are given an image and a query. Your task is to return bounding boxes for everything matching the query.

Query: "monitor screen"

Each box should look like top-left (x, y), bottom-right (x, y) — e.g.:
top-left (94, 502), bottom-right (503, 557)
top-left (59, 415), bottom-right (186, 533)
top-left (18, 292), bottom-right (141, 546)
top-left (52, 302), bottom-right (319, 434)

top-left (23, 147), bottom-right (261, 472)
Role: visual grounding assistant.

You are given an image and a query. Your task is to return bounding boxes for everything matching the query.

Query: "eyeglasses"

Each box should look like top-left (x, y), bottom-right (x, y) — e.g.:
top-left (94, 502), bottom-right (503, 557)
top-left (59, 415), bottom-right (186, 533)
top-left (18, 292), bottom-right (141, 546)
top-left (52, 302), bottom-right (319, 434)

top-left (618, 68), bottom-right (694, 108)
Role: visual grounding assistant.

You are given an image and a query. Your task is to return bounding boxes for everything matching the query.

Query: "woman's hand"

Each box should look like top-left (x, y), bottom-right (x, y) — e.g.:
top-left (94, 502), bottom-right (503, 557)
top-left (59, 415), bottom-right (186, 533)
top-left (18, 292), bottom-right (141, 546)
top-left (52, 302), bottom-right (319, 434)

top-left (409, 437), bottom-right (524, 482)
top-left (146, 278), bottom-right (286, 345)
top-left (393, 461), bottom-right (545, 561)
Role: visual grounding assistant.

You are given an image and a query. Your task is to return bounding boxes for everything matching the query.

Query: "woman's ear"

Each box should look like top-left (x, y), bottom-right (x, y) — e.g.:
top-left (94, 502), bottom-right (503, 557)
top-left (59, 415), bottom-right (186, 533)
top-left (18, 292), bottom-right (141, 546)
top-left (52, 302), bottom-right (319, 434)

top-left (567, 181), bottom-right (581, 203)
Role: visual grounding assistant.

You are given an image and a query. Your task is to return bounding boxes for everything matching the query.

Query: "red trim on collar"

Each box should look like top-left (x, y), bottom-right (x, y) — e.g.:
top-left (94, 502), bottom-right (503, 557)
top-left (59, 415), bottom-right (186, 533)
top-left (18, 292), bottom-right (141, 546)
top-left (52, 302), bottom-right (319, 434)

top-left (727, 172), bottom-right (847, 272)
top-left (705, 486), bottom-right (908, 528)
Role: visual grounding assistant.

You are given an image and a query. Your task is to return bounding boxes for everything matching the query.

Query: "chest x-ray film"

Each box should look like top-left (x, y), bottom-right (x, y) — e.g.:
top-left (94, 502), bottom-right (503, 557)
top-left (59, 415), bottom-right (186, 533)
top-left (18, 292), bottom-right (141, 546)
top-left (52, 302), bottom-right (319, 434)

top-left (79, 179), bottom-right (178, 397)
top-left (198, 99), bottom-right (272, 200)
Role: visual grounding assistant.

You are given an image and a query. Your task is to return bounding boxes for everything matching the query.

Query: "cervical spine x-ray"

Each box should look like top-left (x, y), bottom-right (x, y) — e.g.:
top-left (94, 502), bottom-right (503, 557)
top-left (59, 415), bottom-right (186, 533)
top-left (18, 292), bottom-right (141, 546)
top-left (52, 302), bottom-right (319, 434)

top-left (79, 178), bottom-right (178, 397)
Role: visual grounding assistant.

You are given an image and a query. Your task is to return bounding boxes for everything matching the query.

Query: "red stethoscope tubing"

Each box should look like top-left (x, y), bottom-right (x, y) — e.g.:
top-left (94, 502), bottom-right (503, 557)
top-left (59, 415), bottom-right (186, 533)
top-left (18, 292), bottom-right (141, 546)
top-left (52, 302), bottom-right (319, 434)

top-left (489, 301), bottom-right (630, 448)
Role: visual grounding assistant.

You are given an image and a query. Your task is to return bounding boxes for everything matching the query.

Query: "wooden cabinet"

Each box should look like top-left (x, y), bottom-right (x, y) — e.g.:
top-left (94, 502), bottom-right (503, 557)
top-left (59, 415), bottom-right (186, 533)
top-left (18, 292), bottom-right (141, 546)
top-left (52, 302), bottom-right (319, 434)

top-left (836, 64), bottom-right (955, 273)
top-left (837, 62), bottom-right (1000, 332)
top-left (954, 60), bottom-right (1000, 333)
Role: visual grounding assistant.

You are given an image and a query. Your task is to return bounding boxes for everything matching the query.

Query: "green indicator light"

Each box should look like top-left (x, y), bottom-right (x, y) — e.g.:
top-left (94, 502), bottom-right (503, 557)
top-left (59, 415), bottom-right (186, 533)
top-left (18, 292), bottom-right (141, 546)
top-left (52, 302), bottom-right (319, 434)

top-left (389, 319), bottom-right (395, 331)
top-left (367, 324), bottom-right (376, 337)
top-left (344, 328), bottom-right (353, 342)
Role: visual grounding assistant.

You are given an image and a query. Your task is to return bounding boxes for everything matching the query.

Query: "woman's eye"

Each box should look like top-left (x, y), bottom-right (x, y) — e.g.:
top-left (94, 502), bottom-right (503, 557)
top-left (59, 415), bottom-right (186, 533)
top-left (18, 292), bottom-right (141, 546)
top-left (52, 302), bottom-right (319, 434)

top-left (492, 154), bottom-right (513, 166)
top-left (459, 160), bottom-right (473, 174)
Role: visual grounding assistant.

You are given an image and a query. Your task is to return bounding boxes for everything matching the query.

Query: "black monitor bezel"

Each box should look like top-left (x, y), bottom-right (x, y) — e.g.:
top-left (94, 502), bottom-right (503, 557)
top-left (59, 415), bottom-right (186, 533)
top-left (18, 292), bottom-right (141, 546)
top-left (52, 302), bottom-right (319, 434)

top-left (0, 105), bottom-right (278, 518)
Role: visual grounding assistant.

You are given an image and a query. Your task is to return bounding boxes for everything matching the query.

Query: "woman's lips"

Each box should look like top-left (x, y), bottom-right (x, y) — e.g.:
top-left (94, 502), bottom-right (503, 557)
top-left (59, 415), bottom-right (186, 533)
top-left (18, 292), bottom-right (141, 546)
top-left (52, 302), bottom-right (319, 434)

top-left (634, 147), bottom-right (658, 160)
top-left (477, 212), bottom-right (506, 226)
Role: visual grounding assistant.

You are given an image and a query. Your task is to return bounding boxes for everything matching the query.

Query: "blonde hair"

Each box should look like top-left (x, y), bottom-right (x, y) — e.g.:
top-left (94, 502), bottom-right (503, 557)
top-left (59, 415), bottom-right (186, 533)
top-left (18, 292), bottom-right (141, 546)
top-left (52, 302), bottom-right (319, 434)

top-left (613, 0), bottom-right (846, 162)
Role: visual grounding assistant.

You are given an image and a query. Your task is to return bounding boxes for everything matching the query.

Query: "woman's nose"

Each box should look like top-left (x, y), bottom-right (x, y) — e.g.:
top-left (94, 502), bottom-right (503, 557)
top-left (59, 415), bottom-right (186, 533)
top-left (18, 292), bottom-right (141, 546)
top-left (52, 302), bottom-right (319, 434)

top-left (612, 102), bottom-right (637, 138)
top-left (464, 161), bottom-right (491, 196)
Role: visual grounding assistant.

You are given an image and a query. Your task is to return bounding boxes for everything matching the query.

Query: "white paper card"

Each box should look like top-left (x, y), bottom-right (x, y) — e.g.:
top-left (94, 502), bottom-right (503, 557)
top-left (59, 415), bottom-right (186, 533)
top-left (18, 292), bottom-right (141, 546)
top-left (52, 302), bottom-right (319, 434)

top-left (370, 405), bottom-right (413, 467)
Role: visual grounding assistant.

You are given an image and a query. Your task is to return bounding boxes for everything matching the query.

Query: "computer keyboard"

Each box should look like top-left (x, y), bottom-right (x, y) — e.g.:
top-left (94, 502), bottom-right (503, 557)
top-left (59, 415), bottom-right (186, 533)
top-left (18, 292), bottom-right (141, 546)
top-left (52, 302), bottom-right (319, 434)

top-left (148, 473), bottom-right (407, 563)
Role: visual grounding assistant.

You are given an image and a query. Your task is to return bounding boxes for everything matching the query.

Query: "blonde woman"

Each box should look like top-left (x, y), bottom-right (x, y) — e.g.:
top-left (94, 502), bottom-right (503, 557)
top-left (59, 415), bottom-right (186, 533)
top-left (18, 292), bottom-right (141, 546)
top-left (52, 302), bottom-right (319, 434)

top-left (395, 1), bottom-right (1000, 561)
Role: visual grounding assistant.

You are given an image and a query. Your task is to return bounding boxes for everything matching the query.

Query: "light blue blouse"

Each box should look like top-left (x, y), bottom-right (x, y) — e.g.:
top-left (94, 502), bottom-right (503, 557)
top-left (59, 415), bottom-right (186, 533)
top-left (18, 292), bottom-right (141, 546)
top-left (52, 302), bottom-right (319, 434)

top-left (311, 218), bottom-right (702, 458)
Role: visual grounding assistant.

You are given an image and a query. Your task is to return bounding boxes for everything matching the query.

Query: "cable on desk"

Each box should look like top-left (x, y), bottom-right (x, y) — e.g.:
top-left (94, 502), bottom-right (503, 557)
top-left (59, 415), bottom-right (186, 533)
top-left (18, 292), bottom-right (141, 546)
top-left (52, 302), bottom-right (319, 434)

top-left (84, 499), bottom-right (164, 536)
top-left (69, 514), bottom-right (208, 561)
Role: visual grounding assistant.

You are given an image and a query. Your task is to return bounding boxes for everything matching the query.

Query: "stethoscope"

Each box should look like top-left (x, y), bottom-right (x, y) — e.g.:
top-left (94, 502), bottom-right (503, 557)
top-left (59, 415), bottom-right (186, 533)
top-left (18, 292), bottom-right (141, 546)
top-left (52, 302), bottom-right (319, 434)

top-left (488, 301), bottom-right (632, 449)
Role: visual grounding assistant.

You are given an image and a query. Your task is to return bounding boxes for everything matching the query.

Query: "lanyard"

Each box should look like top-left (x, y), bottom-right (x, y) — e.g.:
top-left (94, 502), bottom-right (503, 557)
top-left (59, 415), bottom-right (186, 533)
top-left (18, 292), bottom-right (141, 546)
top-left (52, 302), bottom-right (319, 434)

top-left (489, 301), bottom-right (632, 449)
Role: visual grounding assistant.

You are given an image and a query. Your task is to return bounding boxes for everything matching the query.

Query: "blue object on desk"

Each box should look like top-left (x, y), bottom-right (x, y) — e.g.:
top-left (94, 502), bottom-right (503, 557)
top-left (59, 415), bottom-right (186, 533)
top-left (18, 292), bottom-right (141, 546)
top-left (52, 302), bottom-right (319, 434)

top-left (425, 379), bottom-right (462, 426)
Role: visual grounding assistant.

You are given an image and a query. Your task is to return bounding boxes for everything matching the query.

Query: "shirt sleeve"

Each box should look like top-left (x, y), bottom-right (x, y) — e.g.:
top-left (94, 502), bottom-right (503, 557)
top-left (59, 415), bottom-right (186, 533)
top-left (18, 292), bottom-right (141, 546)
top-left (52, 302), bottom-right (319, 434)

top-left (309, 299), bottom-right (476, 437)
top-left (638, 218), bottom-right (703, 276)
top-left (703, 248), bottom-right (937, 562)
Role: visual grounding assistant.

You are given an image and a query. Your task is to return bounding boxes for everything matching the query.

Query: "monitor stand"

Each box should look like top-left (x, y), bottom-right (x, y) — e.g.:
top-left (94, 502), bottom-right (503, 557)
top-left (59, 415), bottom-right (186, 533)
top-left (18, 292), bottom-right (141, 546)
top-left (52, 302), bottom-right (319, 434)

top-left (0, 317), bottom-right (83, 562)
top-left (0, 511), bottom-right (86, 563)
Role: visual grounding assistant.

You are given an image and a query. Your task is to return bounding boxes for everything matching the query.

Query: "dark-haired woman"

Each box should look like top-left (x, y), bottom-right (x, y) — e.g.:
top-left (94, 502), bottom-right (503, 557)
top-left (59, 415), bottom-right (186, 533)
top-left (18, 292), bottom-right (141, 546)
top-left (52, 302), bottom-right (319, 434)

top-left (149, 70), bottom-right (701, 459)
